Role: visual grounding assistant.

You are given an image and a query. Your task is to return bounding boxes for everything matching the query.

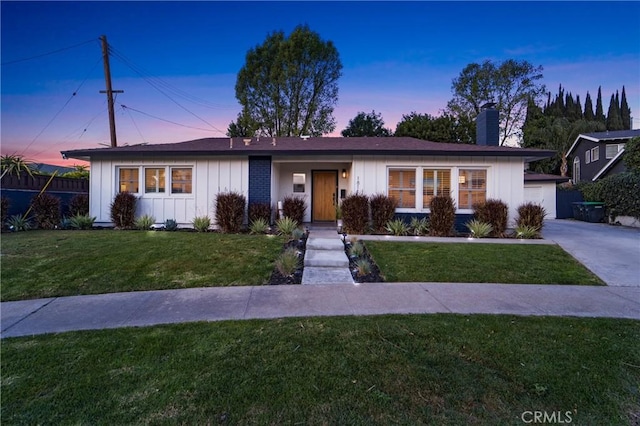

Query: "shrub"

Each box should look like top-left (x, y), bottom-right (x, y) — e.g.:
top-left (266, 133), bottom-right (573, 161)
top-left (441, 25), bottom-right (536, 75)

top-left (370, 193), bottom-right (397, 233)
top-left (385, 218), bottom-right (409, 236)
top-left (466, 219), bottom-right (493, 238)
top-left (215, 191), bottom-right (246, 233)
top-left (275, 216), bottom-right (299, 237)
top-left (69, 214), bottom-right (96, 230)
top-left (275, 247), bottom-right (300, 277)
top-left (598, 172), bottom-right (640, 219)
top-left (248, 202), bottom-right (272, 224)
top-left (577, 180), bottom-right (605, 202)
top-left (473, 199), bottom-right (508, 237)
top-left (409, 217), bottom-right (429, 236)
top-left (291, 227), bottom-right (306, 240)
top-left (30, 193), bottom-right (61, 229)
top-left (249, 217), bottom-right (270, 234)
top-left (68, 193), bottom-right (89, 216)
top-left (348, 241), bottom-right (365, 258)
top-left (192, 216), bottom-right (211, 232)
top-left (624, 136), bottom-right (640, 173)
top-left (134, 214), bottom-right (155, 230)
top-left (514, 224), bottom-right (540, 239)
top-left (516, 202), bottom-right (547, 230)
top-left (353, 258), bottom-right (372, 277)
top-left (282, 195), bottom-right (306, 224)
top-left (429, 195), bottom-right (456, 237)
top-left (110, 192), bottom-right (137, 229)
top-left (341, 193), bottom-right (369, 234)
top-left (164, 219), bottom-right (178, 231)
top-left (1, 197), bottom-right (9, 226)
top-left (7, 214), bottom-right (31, 231)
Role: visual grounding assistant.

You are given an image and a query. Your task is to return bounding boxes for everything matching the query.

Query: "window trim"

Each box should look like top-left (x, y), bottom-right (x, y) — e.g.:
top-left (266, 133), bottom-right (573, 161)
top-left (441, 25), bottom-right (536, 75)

top-left (457, 168), bottom-right (487, 211)
top-left (170, 167), bottom-right (193, 195)
top-left (115, 165), bottom-right (194, 197)
top-left (585, 150), bottom-right (591, 164)
top-left (144, 167), bottom-right (166, 194)
top-left (117, 167), bottom-right (140, 194)
top-left (591, 146), bottom-right (599, 162)
top-left (573, 157), bottom-right (580, 184)
top-left (388, 168), bottom-right (417, 209)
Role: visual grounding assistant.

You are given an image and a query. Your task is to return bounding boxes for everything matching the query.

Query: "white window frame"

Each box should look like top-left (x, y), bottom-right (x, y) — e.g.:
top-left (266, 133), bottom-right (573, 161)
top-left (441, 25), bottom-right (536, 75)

top-left (115, 165), bottom-right (194, 197)
top-left (605, 143), bottom-right (624, 159)
top-left (573, 157), bottom-right (580, 184)
top-left (388, 168), bottom-right (417, 210)
top-left (585, 150), bottom-right (591, 164)
top-left (591, 147), bottom-right (599, 162)
top-left (457, 168), bottom-right (488, 211)
top-left (170, 167), bottom-right (193, 195)
top-left (117, 167), bottom-right (140, 194)
top-left (144, 167), bottom-right (166, 194)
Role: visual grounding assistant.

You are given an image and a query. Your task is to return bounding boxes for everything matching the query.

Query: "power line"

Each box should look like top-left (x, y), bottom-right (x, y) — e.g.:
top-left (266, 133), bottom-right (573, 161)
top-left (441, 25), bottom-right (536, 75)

top-left (1, 38), bottom-right (98, 66)
top-left (121, 103), bottom-right (147, 144)
top-left (119, 103), bottom-right (222, 133)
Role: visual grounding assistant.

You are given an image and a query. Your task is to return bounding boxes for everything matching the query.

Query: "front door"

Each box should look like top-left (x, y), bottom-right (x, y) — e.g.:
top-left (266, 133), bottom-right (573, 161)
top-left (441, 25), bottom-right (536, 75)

top-left (312, 171), bottom-right (337, 222)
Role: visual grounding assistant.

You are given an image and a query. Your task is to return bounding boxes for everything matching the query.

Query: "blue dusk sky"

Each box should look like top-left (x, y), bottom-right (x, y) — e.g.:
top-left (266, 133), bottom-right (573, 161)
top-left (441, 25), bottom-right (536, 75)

top-left (1, 1), bottom-right (639, 166)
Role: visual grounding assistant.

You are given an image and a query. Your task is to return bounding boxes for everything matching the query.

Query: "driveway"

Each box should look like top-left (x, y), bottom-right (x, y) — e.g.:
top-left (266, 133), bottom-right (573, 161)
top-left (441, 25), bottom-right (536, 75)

top-left (542, 219), bottom-right (640, 287)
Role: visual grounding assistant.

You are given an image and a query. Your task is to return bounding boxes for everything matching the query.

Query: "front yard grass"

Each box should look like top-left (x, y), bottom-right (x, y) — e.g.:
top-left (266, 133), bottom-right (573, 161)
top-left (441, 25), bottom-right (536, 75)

top-left (2, 315), bottom-right (638, 424)
top-left (365, 241), bottom-right (604, 285)
top-left (1, 230), bottom-right (285, 301)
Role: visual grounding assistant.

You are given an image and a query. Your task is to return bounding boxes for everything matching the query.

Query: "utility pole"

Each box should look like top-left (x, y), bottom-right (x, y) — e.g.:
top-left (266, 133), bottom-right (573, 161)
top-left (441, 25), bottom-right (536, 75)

top-left (99, 35), bottom-right (123, 148)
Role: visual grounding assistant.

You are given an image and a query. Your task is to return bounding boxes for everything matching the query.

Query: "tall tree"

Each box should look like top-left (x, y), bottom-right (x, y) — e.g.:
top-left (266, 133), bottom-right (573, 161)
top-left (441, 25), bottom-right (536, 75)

top-left (446, 59), bottom-right (546, 146)
top-left (584, 92), bottom-right (595, 121)
top-left (606, 92), bottom-right (623, 130)
top-left (595, 86), bottom-right (606, 125)
top-left (341, 110), bottom-right (392, 137)
top-left (620, 86), bottom-right (632, 130)
top-left (395, 112), bottom-right (475, 143)
top-left (233, 25), bottom-right (342, 137)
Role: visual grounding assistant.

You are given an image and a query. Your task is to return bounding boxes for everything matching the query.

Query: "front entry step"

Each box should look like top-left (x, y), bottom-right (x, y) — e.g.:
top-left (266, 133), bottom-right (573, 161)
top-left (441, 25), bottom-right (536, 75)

top-left (302, 267), bottom-right (354, 284)
top-left (304, 250), bottom-right (349, 268)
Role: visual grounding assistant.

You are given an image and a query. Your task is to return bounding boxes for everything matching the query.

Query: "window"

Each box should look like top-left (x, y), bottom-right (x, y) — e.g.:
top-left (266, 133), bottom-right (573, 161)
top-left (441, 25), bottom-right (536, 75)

top-left (423, 169), bottom-right (451, 208)
top-left (606, 143), bottom-right (624, 159)
top-left (573, 157), bottom-right (580, 184)
top-left (591, 147), bottom-right (599, 162)
top-left (119, 168), bottom-right (139, 193)
top-left (145, 168), bottom-right (166, 193)
top-left (293, 173), bottom-right (306, 193)
top-left (388, 169), bottom-right (416, 208)
top-left (171, 168), bottom-right (192, 194)
top-left (458, 169), bottom-right (486, 209)
top-left (585, 150), bottom-right (591, 164)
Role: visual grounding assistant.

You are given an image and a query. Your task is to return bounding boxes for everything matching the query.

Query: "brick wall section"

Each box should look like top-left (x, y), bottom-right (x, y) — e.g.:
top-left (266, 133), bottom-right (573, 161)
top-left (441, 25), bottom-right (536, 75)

top-left (248, 156), bottom-right (272, 205)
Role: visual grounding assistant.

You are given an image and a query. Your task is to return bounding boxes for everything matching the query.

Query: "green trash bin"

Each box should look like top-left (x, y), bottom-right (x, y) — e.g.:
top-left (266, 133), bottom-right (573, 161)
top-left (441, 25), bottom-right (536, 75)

top-left (582, 202), bottom-right (605, 223)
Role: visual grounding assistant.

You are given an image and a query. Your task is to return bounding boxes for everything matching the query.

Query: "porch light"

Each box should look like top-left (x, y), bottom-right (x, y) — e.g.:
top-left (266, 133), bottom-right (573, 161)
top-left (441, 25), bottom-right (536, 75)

top-left (458, 174), bottom-right (466, 184)
top-left (342, 169), bottom-right (347, 179)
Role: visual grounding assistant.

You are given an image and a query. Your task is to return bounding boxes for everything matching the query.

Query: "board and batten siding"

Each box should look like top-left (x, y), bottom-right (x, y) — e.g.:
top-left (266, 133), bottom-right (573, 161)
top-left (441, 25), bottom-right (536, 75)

top-left (350, 155), bottom-right (525, 224)
top-left (90, 157), bottom-right (248, 227)
top-left (524, 182), bottom-right (557, 219)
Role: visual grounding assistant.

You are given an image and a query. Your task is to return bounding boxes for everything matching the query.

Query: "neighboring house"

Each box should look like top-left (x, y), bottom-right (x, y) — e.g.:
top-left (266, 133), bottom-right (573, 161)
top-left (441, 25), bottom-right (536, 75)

top-left (567, 129), bottom-right (640, 183)
top-left (61, 138), bottom-right (555, 229)
top-left (523, 172), bottom-right (570, 219)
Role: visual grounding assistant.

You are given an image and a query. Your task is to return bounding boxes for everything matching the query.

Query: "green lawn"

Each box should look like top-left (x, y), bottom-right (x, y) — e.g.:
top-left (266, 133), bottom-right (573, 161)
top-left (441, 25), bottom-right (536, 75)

top-left (365, 241), bottom-right (604, 285)
top-left (0, 230), bottom-right (285, 301)
top-left (2, 315), bottom-right (638, 424)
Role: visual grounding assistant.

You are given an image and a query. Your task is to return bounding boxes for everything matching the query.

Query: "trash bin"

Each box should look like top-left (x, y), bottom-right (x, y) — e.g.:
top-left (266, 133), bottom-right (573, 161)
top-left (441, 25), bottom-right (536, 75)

top-left (572, 202), bottom-right (605, 222)
top-left (582, 202), bottom-right (605, 223)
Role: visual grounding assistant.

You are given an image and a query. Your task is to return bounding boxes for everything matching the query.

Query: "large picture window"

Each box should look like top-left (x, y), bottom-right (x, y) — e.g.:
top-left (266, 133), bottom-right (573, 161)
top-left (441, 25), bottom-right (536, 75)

top-left (423, 169), bottom-right (451, 208)
top-left (388, 169), bottom-right (416, 208)
top-left (145, 168), bottom-right (166, 193)
top-left (458, 169), bottom-right (486, 209)
top-left (171, 168), bottom-right (192, 194)
top-left (119, 168), bottom-right (139, 193)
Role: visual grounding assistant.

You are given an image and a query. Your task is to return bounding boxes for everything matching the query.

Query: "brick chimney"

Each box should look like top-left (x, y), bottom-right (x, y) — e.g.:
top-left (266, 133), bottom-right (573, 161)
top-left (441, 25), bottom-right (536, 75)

top-left (476, 102), bottom-right (499, 146)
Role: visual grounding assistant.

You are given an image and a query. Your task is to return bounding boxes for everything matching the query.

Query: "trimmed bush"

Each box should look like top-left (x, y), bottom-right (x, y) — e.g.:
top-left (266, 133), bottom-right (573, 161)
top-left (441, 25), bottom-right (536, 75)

top-left (580, 172), bottom-right (640, 219)
top-left (248, 202), bottom-right (272, 224)
top-left (282, 195), bottom-right (306, 225)
top-left (68, 193), bottom-right (89, 216)
top-left (370, 193), bottom-right (397, 233)
top-left (30, 193), bottom-right (61, 230)
top-left (341, 193), bottom-right (370, 234)
top-left (429, 195), bottom-right (456, 237)
top-left (215, 192), bottom-right (246, 233)
top-left (473, 199), bottom-right (508, 237)
top-left (516, 202), bottom-right (546, 232)
top-left (110, 192), bottom-right (137, 229)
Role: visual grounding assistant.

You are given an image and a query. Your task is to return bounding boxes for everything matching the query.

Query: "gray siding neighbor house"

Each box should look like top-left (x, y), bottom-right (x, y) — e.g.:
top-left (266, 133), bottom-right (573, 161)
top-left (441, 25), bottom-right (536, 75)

top-left (567, 129), bottom-right (640, 183)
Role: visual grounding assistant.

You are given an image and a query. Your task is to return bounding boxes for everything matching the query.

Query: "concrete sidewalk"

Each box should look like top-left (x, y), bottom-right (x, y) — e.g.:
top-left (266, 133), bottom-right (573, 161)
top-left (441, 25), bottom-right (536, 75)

top-left (2, 283), bottom-right (639, 338)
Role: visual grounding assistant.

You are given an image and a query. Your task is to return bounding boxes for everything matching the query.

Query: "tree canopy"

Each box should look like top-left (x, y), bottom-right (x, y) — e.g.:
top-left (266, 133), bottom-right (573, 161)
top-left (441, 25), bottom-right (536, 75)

top-left (341, 110), bottom-right (391, 137)
top-left (231, 25), bottom-right (342, 137)
top-left (446, 59), bottom-right (546, 146)
top-left (394, 112), bottom-right (475, 143)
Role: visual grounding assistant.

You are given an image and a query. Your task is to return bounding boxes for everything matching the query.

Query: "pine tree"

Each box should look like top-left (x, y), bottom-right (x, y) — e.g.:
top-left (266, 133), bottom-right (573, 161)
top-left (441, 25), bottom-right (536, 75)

top-left (621, 86), bottom-right (631, 130)
top-left (606, 93), bottom-right (623, 130)
top-left (595, 86), bottom-right (606, 125)
top-left (575, 94), bottom-right (583, 119)
top-left (584, 92), bottom-right (595, 121)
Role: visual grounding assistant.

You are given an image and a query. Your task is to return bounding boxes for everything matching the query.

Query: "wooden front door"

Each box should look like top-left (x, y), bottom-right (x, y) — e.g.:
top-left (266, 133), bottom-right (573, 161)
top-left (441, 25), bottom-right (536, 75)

top-left (312, 171), bottom-right (337, 222)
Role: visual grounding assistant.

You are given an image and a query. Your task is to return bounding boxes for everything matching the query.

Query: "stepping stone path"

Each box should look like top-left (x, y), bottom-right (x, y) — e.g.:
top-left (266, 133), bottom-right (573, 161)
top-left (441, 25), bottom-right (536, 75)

top-left (302, 230), bottom-right (354, 285)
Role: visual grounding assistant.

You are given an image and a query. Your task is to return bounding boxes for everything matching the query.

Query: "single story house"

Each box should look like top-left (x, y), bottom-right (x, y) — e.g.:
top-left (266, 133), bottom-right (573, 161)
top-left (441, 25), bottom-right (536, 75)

top-left (567, 129), bottom-right (640, 183)
top-left (523, 172), bottom-right (570, 219)
top-left (61, 136), bottom-right (555, 229)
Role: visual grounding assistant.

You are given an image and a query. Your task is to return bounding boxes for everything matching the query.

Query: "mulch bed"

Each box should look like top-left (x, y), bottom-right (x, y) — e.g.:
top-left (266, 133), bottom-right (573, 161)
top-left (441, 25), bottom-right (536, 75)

top-left (268, 234), bottom-right (307, 285)
top-left (344, 239), bottom-right (384, 283)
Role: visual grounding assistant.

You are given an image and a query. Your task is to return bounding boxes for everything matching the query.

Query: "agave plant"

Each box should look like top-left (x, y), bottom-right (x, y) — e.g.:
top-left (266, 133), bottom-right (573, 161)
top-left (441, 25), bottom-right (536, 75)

top-left (69, 214), bottom-right (96, 230)
top-left (249, 217), bottom-right (270, 234)
top-left (385, 218), bottom-right (409, 236)
top-left (410, 217), bottom-right (430, 236)
top-left (275, 216), bottom-right (299, 237)
top-left (164, 219), bottom-right (178, 231)
top-left (515, 224), bottom-right (540, 239)
top-left (192, 216), bottom-right (211, 232)
top-left (6, 214), bottom-right (31, 231)
top-left (466, 219), bottom-right (493, 238)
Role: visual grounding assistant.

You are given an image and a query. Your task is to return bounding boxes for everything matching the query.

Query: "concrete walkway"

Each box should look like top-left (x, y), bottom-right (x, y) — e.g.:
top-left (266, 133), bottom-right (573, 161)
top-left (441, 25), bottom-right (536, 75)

top-left (2, 283), bottom-right (639, 338)
top-left (302, 230), bottom-right (354, 284)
